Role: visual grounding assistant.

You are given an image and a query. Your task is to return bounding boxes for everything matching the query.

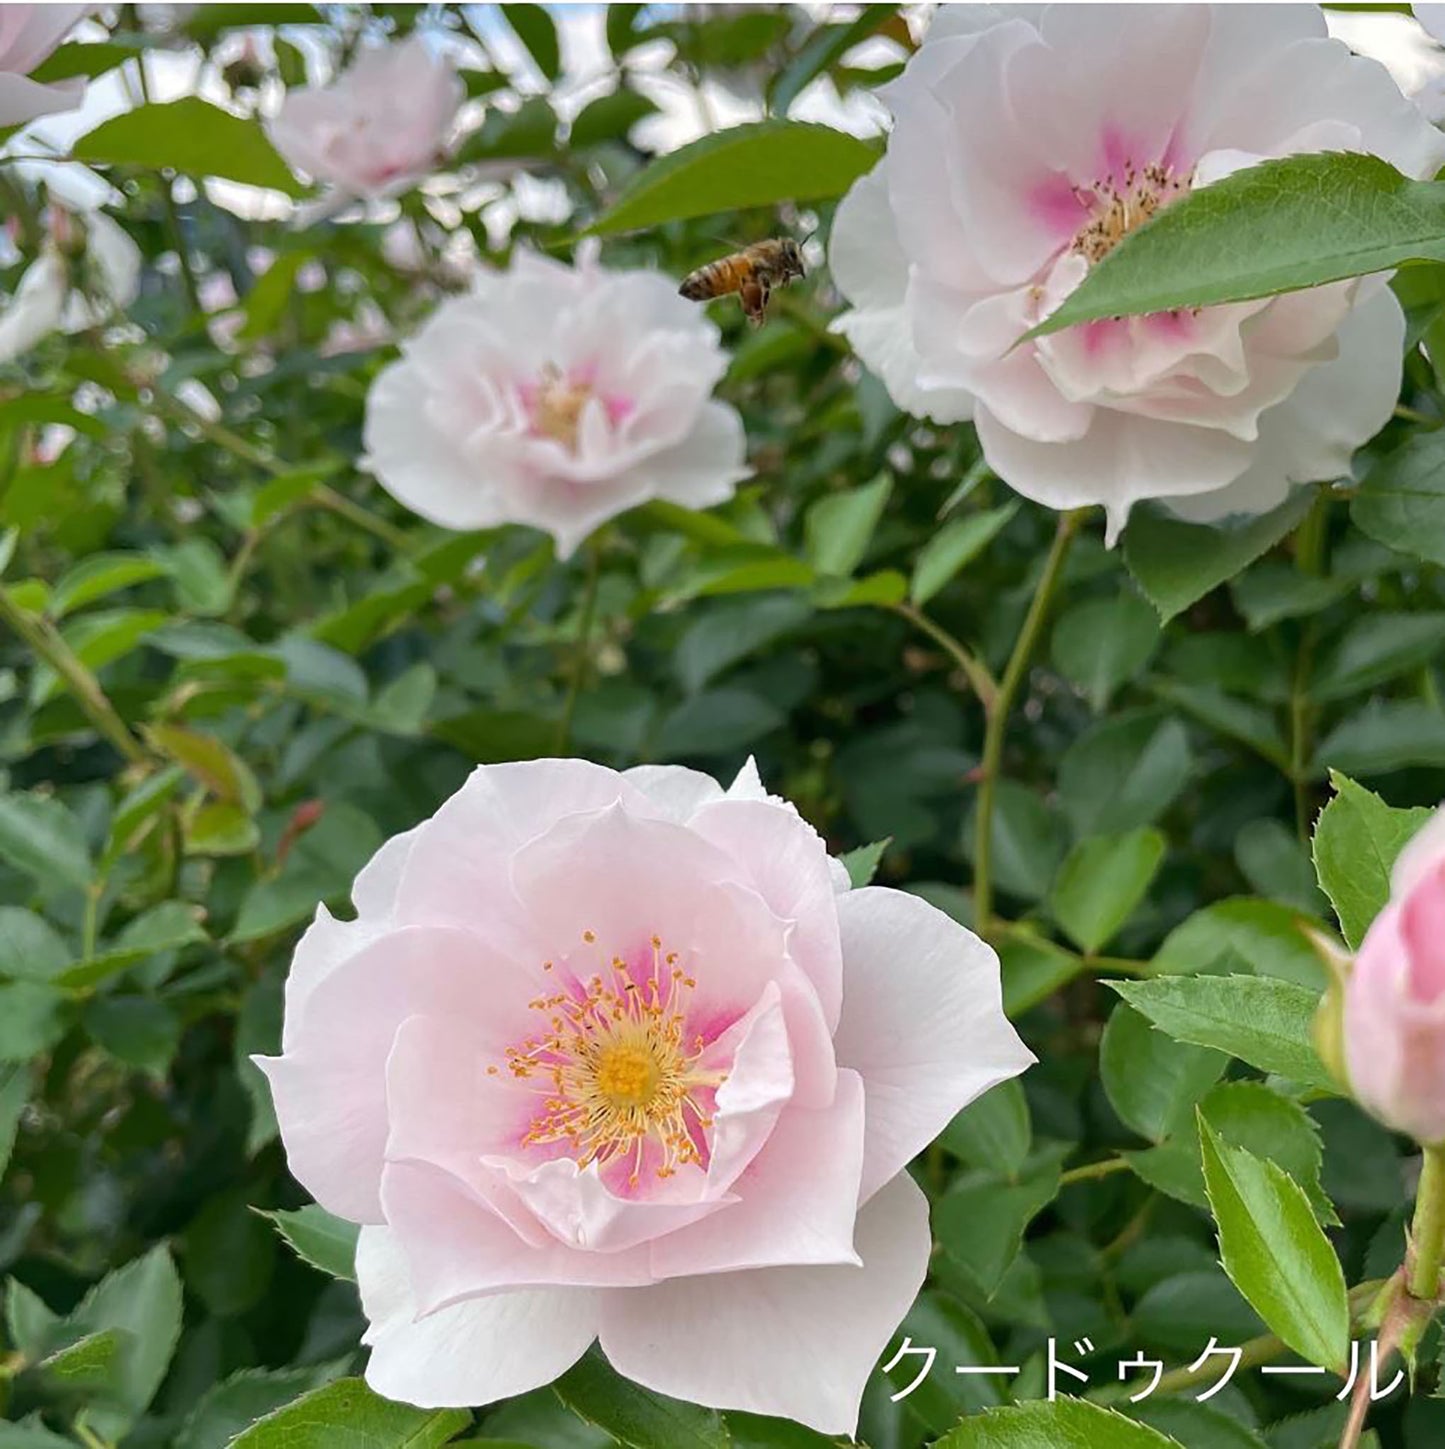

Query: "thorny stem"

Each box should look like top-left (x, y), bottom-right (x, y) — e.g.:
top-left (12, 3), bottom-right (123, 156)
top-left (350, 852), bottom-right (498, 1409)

top-left (1289, 492), bottom-right (1328, 839)
top-left (973, 509), bottom-right (1084, 940)
top-left (0, 585), bottom-right (148, 766)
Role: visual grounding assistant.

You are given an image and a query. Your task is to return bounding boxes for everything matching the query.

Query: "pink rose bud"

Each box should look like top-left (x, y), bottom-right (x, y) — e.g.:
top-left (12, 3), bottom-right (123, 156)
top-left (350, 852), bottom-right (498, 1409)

top-left (1345, 808), bottom-right (1445, 1146)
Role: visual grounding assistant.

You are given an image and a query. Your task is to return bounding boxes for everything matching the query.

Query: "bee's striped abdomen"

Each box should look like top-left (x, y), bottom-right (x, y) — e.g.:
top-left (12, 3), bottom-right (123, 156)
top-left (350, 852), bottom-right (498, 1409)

top-left (679, 256), bottom-right (746, 301)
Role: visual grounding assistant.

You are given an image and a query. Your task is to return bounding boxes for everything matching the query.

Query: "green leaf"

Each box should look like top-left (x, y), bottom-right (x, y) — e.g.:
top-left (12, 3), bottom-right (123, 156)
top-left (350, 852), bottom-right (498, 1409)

top-left (1311, 771), bottom-right (1431, 948)
top-left (554, 1352), bottom-right (730, 1449)
top-left (49, 553), bottom-right (168, 617)
top-left (29, 40), bottom-right (136, 85)
top-left (73, 98), bottom-right (303, 195)
top-left (146, 722), bottom-right (262, 811)
top-left (1102, 1003), bottom-right (1226, 1144)
top-left (839, 837), bottom-right (889, 888)
top-left (176, 1365), bottom-right (346, 1449)
top-left (0, 793), bottom-right (92, 891)
top-left (770, 6), bottom-right (893, 114)
top-left (0, 982), bottom-right (71, 1062)
top-left (1315, 700), bottom-right (1445, 776)
top-left (504, 4), bottom-right (560, 80)
top-left (1027, 151), bottom-right (1445, 339)
top-left (1127, 1080), bottom-right (1334, 1224)
top-left (1128, 1397), bottom-right (1271, 1449)
top-left (804, 474), bottom-right (892, 577)
top-left (1058, 714), bottom-right (1193, 837)
top-left (1111, 975), bottom-right (1333, 1092)
top-left (570, 89), bottom-right (658, 149)
top-left (83, 997), bottom-right (181, 1078)
top-left (67, 1245), bottom-right (183, 1439)
top-left (259, 1204), bottom-right (359, 1282)
top-left (1312, 613), bottom-right (1445, 701)
top-left (588, 120), bottom-right (878, 235)
top-left (1123, 490), bottom-right (1315, 622)
top-left (1198, 1119), bottom-right (1349, 1371)
top-left (1051, 594), bottom-right (1160, 711)
top-left (1152, 897), bottom-right (1324, 989)
top-left (35, 1327), bottom-right (128, 1392)
top-left (1051, 828), bottom-right (1166, 955)
top-left (1353, 427), bottom-right (1445, 567)
top-left (231, 802), bottom-right (383, 943)
top-left (0, 1063), bottom-right (28, 1180)
top-left (942, 1078), bottom-right (1033, 1179)
top-left (229, 1377), bottom-right (470, 1447)
top-left (936, 1397), bottom-right (1182, 1448)
top-left (910, 502), bottom-right (1019, 605)
top-left (0, 908), bottom-right (72, 983)
top-left (935, 1150), bottom-right (1064, 1296)
top-left (0, 1414), bottom-right (80, 1447)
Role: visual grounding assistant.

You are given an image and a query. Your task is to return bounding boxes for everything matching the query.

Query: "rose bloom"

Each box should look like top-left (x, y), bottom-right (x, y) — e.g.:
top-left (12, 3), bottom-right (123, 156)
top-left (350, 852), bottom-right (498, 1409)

top-left (830, 5), bottom-right (1445, 541)
top-left (1345, 806), bottom-right (1445, 1146)
top-left (363, 249), bottom-right (749, 556)
top-left (0, 5), bottom-right (90, 128)
top-left (266, 36), bottom-right (463, 203)
top-left (258, 759), bottom-right (1033, 1432)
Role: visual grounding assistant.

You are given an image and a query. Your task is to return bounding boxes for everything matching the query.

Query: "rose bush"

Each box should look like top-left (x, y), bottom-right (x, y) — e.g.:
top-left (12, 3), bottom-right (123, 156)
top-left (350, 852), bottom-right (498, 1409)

top-left (259, 758), bottom-right (1031, 1431)
top-left (2, 6), bottom-right (1445, 1449)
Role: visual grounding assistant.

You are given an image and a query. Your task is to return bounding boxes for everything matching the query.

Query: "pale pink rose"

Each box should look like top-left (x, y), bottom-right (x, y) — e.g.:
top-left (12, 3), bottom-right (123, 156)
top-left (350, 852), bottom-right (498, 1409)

top-left (0, 5), bottom-right (90, 128)
top-left (830, 4), bottom-right (1445, 541)
top-left (266, 36), bottom-right (463, 202)
top-left (362, 248), bottom-right (749, 556)
top-left (258, 759), bottom-right (1033, 1433)
top-left (1345, 806), bottom-right (1445, 1146)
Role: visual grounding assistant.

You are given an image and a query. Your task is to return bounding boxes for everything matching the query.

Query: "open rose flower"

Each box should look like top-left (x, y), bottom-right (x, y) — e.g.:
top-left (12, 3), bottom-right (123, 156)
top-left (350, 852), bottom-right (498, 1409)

top-left (363, 249), bottom-right (749, 556)
top-left (1345, 806), bottom-right (1445, 1146)
top-left (266, 36), bottom-right (463, 206)
top-left (258, 759), bottom-right (1033, 1433)
top-left (0, 5), bottom-right (91, 128)
top-left (830, 4), bottom-right (1445, 540)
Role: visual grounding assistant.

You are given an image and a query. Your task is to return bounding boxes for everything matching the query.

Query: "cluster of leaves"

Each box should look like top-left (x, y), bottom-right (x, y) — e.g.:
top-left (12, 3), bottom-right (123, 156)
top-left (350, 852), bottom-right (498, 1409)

top-left (3, 4), bottom-right (1445, 1448)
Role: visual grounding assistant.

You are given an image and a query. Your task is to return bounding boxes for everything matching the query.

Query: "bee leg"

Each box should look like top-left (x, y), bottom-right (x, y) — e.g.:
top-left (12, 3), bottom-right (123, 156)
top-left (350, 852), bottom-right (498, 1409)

top-left (741, 279), bottom-right (769, 326)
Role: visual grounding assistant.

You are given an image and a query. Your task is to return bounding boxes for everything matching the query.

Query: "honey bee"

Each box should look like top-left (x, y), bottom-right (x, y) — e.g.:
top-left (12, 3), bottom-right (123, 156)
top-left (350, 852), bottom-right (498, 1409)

top-left (678, 237), bottom-right (806, 326)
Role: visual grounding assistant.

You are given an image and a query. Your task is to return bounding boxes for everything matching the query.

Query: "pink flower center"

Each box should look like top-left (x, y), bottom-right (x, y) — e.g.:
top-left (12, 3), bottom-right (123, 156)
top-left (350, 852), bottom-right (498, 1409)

top-left (495, 933), bottom-right (727, 1189)
top-left (1070, 161), bottom-right (1192, 265)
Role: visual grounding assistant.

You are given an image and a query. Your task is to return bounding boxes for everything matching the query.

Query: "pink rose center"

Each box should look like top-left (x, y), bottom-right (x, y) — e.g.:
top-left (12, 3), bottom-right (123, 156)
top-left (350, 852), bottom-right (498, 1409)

top-left (495, 934), bottom-right (727, 1189)
top-left (1070, 160), bottom-right (1192, 265)
top-left (524, 364), bottom-right (635, 453)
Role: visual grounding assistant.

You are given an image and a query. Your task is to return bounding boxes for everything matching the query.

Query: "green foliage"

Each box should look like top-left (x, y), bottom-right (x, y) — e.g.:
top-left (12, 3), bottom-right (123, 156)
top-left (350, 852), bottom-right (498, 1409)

top-left (1199, 1122), bottom-right (1350, 1372)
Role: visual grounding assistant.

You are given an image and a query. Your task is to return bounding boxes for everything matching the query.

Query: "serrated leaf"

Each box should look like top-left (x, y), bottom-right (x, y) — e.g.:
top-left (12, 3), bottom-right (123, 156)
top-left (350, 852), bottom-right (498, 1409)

top-left (258, 1205), bottom-right (358, 1282)
top-left (1027, 151), bottom-right (1445, 338)
top-left (0, 793), bottom-right (92, 892)
top-left (229, 1377), bottom-right (469, 1447)
top-left (1111, 975), bottom-right (1333, 1093)
top-left (839, 837), bottom-right (889, 888)
top-left (936, 1397), bottom-right (1183, 1448)
top-left (1123, 490), bottom-right (1315, 623)
top-left (1311, 771), bottom-right (1431, 949)
top-left (589, 120), bottom-right (878, 235)
top-left (1199, 1119), bottom-right (1349, 1372)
